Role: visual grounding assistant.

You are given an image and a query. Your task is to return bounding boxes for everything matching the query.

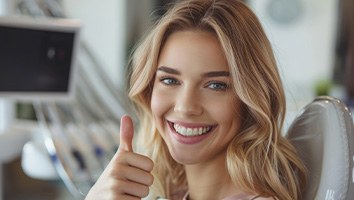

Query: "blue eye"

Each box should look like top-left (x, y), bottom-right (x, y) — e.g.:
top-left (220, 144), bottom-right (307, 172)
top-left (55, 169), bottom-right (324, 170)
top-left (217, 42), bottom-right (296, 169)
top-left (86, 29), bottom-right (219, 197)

top-left (207, 82), bottom-right (228, 91)
top-left (160, 77), bottom-right (179, 85)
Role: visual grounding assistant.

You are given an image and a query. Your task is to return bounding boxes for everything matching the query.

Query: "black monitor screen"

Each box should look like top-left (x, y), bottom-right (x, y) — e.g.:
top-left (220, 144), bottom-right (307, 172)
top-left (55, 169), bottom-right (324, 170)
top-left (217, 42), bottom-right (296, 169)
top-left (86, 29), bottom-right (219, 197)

top-left (0, 25), bottom-right (75, 93)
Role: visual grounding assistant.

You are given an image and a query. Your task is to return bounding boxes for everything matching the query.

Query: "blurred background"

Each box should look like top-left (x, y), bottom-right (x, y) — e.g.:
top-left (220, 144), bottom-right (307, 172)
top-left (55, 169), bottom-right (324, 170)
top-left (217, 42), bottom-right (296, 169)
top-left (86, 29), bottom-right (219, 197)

top-left (0, 0), bottom-right (353, 199)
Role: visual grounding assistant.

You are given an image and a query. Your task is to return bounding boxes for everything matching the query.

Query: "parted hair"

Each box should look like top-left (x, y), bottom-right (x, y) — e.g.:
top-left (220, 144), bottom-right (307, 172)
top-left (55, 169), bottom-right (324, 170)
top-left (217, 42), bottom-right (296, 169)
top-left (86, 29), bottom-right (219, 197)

top-left (128, 0), bottom-right (307, 199)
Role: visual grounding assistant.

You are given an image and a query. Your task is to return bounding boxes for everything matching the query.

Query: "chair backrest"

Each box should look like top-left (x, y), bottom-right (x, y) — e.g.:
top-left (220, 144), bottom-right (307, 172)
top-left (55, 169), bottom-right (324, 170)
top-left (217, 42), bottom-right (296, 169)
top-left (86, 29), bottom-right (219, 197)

top-left (286, 96), bottom-right (354, 200)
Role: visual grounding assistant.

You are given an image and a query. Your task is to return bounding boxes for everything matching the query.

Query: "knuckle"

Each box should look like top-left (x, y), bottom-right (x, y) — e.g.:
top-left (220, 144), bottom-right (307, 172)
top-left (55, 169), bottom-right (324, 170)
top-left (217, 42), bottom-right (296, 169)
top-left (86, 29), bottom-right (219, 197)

top-left (113, 179), bottom-right (124, 189)
top-left (113, 151), bottom-right (126, 162)
top-left (108, 164), bottom-right (123, 177)
top-left (146, 174), bottom-right (154, 186)
top-left (146, 158), bottom-right (154, 171)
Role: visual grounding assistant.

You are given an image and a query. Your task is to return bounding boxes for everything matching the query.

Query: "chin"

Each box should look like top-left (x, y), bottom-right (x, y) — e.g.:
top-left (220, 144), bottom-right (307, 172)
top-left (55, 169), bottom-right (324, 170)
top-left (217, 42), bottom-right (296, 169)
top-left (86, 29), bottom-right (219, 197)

top-left (167, 146), bottom-right (203, 165)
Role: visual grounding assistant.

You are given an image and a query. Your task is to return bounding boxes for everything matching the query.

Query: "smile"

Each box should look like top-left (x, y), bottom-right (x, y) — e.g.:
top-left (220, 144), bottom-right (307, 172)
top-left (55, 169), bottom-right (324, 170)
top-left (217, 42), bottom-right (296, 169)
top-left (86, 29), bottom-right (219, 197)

top-left (168, 121), bottom-right (215, 137)
top-left (174, 123), bottom-right (212, 136)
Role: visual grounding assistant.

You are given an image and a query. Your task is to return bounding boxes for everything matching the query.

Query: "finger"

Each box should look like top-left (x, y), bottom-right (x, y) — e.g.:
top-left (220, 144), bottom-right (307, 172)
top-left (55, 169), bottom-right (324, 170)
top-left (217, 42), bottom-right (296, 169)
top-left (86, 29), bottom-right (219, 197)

top-left (116, 152), bottom-right (154, 172)
top-left (116, 165), bottom-right (154, 186)
top-left (116, 180), bottom-right (150, 198)
top-left (120, 195), bottom-right (140, 200)
top-left (118, 115), bottom-right (134, 152)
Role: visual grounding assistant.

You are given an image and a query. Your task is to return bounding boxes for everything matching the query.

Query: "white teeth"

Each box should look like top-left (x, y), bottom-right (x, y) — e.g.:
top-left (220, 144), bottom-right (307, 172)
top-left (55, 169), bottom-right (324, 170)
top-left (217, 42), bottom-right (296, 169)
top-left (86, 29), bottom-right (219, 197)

top-left (173, 123), bottom-right (212, 136)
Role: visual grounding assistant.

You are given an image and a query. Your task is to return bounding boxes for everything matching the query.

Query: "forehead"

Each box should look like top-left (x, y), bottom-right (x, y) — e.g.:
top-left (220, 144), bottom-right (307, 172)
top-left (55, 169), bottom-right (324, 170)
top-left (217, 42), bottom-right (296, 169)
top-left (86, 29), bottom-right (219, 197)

top-left (157, 30), bottom-right (229, 72)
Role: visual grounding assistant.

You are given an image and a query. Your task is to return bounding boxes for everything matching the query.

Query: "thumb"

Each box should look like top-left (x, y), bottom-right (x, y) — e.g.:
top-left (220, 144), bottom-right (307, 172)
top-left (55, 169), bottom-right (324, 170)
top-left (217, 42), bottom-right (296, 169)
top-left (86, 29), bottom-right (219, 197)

top-left (118, 115), bottom-right (134, 152)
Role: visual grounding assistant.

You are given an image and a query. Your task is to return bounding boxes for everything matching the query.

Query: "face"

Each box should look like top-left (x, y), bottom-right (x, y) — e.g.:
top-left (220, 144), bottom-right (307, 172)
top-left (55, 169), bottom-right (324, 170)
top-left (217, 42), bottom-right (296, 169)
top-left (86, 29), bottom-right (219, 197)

top-left (151, 30), bottom-right (242, 165)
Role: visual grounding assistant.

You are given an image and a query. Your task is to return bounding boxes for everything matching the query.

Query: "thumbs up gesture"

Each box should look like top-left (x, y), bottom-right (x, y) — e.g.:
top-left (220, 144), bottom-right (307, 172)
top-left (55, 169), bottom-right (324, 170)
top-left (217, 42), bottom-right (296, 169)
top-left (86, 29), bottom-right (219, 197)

top-left (85, 115), bottom-right (154, 200)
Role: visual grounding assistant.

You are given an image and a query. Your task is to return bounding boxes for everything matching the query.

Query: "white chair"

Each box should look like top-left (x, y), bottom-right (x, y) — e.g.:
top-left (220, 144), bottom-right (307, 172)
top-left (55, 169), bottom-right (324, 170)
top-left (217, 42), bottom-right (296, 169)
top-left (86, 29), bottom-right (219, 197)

top-left (286, 96), bottom-right (354, 200)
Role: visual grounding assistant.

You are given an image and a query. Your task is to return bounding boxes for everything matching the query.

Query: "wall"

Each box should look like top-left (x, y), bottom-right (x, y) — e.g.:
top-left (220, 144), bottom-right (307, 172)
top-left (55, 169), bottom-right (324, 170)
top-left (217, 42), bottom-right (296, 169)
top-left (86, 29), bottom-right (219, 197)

top-left (61, 0), bottom-right (126, 89)
top-left (249, 0), bottom-right (338, 108)
top-left (0, 0), bottom-right (4, 15)
top-left (248, 0), bottom-right (338, 131)
top-left (61, 0), bottom-right (154, 90)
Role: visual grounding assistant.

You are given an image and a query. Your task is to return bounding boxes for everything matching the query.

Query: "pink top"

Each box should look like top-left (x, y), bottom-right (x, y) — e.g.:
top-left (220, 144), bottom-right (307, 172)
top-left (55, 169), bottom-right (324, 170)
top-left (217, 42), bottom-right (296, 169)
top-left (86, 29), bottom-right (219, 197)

top-left (181, 192), bottom-right (274, 200)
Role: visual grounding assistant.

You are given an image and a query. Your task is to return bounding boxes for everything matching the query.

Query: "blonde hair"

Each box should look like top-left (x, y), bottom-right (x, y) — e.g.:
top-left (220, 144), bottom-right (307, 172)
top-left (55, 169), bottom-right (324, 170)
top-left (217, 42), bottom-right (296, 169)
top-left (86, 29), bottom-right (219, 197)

top-left (128, 0), bottom-right (307, 199)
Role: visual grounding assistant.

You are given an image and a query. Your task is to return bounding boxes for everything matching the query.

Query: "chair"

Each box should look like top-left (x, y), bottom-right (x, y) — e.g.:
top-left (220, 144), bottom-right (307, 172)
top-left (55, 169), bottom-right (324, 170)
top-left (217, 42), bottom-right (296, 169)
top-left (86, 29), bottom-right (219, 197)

top-left (286, 96), bottom-right (354, 200)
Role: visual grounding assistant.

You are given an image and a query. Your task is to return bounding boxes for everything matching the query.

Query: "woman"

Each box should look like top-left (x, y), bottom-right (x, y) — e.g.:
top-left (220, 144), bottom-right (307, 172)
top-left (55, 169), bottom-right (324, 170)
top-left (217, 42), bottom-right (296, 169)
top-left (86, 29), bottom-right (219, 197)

top-left (86, 0), bottom-right (307, 199)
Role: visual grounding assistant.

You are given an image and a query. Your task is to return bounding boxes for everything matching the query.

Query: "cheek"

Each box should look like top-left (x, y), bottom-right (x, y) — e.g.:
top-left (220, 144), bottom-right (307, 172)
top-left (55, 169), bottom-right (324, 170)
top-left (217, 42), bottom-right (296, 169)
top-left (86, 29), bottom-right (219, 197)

top-left (150, 88), bottom-right (173, 119)
top-left (210, 96), bottom-right (241, 129)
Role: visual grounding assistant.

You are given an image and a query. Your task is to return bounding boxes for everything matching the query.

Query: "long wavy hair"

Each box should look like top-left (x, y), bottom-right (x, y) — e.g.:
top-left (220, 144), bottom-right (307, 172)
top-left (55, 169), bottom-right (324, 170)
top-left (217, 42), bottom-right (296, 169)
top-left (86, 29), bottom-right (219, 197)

top-left (128, 0), bottom-right (307, 199)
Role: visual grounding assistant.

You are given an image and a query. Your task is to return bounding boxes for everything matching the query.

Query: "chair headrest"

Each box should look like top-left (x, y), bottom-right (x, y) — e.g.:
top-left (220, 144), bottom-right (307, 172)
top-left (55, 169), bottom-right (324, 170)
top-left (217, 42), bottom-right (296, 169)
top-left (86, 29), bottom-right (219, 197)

top-left (286, 96), bottom-right (354, 200)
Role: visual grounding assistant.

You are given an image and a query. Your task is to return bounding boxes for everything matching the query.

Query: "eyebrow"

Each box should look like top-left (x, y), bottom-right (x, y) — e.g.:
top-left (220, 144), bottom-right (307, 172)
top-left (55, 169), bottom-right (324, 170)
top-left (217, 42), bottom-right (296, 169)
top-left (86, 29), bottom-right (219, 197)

top-left (157, 66), bottom-right (230, 77)
top-left (157, 66), bottom-right (180, 75)
top-left (203, 71), bottom-right (230, 77)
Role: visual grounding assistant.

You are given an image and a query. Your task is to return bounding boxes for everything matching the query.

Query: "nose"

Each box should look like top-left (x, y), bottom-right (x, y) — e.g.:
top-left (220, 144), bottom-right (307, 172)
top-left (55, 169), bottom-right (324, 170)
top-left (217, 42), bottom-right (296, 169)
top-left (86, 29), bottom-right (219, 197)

top-left (173, 86), bottom-right (203, 116)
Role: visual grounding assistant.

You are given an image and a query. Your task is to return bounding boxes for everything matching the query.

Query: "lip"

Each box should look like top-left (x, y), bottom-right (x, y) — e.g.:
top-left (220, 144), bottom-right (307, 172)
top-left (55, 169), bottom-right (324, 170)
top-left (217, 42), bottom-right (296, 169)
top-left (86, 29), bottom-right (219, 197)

top-left (167, 120), bottom-right (216, 145)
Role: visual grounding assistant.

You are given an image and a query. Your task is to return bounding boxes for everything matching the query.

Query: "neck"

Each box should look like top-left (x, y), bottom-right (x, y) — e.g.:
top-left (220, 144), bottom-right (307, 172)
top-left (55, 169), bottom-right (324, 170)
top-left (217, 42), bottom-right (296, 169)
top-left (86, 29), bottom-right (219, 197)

top-left (185, 154), bottom-right (239, 200)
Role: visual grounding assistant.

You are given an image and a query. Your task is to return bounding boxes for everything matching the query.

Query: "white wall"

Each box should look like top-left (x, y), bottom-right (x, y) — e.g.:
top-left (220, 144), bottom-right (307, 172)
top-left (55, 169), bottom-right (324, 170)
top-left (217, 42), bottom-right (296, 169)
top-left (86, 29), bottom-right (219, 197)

top-left (249, 0), bottom-right (338, 109)
top-left (61, 0), bottom-right (154, 90)
top-left (0, 0), bottom-right (4, 15)
top-left (248, 0), bottom-right (338, 131)
top-left (61, 0), bottom-right (126, 89)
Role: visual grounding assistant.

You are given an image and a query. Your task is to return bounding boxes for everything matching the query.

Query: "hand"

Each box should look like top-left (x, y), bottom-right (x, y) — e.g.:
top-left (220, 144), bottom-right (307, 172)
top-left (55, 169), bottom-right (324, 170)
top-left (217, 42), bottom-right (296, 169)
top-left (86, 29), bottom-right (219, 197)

top-left (85, 115), bottom-right (154, 200)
